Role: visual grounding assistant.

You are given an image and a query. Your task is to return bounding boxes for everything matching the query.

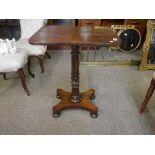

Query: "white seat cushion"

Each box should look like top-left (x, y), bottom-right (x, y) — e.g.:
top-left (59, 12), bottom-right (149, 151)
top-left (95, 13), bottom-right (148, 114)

top-left (0, 50), bottom-right (28, 72)
top-left (16, 39), bottom-right (47, 56)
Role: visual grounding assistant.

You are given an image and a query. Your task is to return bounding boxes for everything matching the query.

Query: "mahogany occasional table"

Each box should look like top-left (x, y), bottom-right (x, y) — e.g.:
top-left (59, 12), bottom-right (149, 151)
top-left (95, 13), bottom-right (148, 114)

top-left (29, 26), bottom-right (119, 118)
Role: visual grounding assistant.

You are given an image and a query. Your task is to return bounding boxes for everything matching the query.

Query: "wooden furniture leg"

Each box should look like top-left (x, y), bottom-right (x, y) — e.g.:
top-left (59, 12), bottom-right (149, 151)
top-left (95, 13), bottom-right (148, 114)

top-left (3, 73), bottom-right (7, 80)
top-left (53, 45), bottom-right (98, 118)
top-left (140, 79), bottom-right (155, 114)
top-left (17, 68), bottom-right (30, 96)
top-left (27, 57), bottom-right (35, 78)
top-left (45, 52), bottom-right (51, 59)
top-left (38, 56), bottom-right (44, 73)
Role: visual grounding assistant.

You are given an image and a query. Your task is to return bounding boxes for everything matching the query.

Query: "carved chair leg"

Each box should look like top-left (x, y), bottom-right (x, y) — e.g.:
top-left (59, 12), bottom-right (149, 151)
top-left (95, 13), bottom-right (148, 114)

top-left (3, 73), bottom-right (7, 80)
top-left (27, 57), bottom-right (35, 78)
top-left (17, 68), bottom-right (30, 96)
top-left (45, 52), bottom-right (51, 59)
top-left (140, 79), bottom-right (155, 114)
top-left (38, 56), bottom-right (44, 73)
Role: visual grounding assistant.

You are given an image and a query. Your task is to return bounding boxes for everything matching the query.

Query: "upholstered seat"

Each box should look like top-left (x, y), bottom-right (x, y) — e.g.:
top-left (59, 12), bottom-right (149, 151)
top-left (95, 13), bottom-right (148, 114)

top-left (0, 50), bottom-right (28, 72)
top-left (0, 50), bottom-right (30, 96)
top-left (16, 19), bottom-right (50, 77)
top-left (16, 39), bottom-right (47, 56)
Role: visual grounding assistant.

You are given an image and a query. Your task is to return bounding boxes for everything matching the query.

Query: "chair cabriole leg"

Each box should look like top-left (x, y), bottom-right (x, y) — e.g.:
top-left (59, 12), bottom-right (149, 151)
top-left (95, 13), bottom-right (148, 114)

top-left (17, 68), bottom-right (30, 96)
top-left (38, 56), bottom-right (44, 73)
top-left (27, 57), bottom-right (35, 78)
top-left (140, 79), bottom-right (155, 114)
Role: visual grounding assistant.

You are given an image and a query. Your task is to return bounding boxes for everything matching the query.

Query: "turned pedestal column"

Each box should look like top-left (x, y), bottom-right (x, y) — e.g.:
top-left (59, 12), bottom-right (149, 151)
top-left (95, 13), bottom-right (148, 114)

top-left (53, 45), bottom-right (98, 118)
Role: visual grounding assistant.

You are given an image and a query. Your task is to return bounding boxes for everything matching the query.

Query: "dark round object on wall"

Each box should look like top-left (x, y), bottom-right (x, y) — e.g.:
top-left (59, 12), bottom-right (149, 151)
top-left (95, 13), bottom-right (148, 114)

top-left (117, 28), bottom-right (141, 52)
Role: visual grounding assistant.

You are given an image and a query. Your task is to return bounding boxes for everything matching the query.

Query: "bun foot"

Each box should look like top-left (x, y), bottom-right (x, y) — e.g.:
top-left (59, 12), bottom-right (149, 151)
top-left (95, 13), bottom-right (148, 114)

top-left (53, 111), bottom-right (60, 118)
top-left (90, 112), bottom-right (98, 118)
top-left (56, 95), bottom-right (62, 99)
top-left (90, 94), bottom-right (95, 99)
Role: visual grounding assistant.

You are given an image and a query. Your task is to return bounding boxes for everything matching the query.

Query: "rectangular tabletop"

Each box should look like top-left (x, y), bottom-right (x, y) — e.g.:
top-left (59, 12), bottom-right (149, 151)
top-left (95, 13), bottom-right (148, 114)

top-left (29, 26), bottom-right (119, 47)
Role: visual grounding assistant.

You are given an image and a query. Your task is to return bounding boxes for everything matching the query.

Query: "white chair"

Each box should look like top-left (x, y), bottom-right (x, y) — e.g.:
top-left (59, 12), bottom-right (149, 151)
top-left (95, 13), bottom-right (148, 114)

top-left (0, 50), bottom-right (30, 96)
top-left (16, 19), bottom-right (51, 78)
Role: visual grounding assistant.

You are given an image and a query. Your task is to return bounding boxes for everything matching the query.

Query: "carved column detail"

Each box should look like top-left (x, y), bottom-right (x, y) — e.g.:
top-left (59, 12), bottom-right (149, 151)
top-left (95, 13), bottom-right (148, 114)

top-left (70, 45), bottom-right (82, 103)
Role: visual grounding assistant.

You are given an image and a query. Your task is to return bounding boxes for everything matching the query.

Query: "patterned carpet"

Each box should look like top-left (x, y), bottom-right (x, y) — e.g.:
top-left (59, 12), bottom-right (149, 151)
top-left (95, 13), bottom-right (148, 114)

top-left (0, 49), bottom-right (155, 134)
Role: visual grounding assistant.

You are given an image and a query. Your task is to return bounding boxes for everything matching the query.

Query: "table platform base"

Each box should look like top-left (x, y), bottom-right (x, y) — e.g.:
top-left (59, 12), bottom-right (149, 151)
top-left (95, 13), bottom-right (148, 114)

top-left (53, 89), bottom-right (98, 118)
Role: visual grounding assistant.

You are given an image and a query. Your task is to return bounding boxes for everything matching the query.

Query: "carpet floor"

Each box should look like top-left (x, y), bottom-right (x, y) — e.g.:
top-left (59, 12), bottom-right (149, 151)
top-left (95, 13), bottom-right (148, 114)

top-left (81, 47), bottom-right (141, 62)
top-left (0, 50), bottom-right (155, 135)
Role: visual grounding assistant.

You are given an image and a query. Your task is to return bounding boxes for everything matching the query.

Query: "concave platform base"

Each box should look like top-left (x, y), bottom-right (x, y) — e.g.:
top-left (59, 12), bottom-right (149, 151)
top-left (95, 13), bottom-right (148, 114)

top-left (53, 89), bottom-right (98, 118)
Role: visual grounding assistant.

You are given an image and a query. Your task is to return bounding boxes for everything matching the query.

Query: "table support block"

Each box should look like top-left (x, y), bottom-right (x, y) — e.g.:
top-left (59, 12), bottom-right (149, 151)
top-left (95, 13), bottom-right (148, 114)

top-left (53, 89), bottom-right (98, 118)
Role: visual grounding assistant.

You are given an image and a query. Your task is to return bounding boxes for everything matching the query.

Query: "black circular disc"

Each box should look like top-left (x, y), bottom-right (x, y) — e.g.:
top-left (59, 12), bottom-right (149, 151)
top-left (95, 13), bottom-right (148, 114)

top-left (117, 28), bottom-right (141, 52)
